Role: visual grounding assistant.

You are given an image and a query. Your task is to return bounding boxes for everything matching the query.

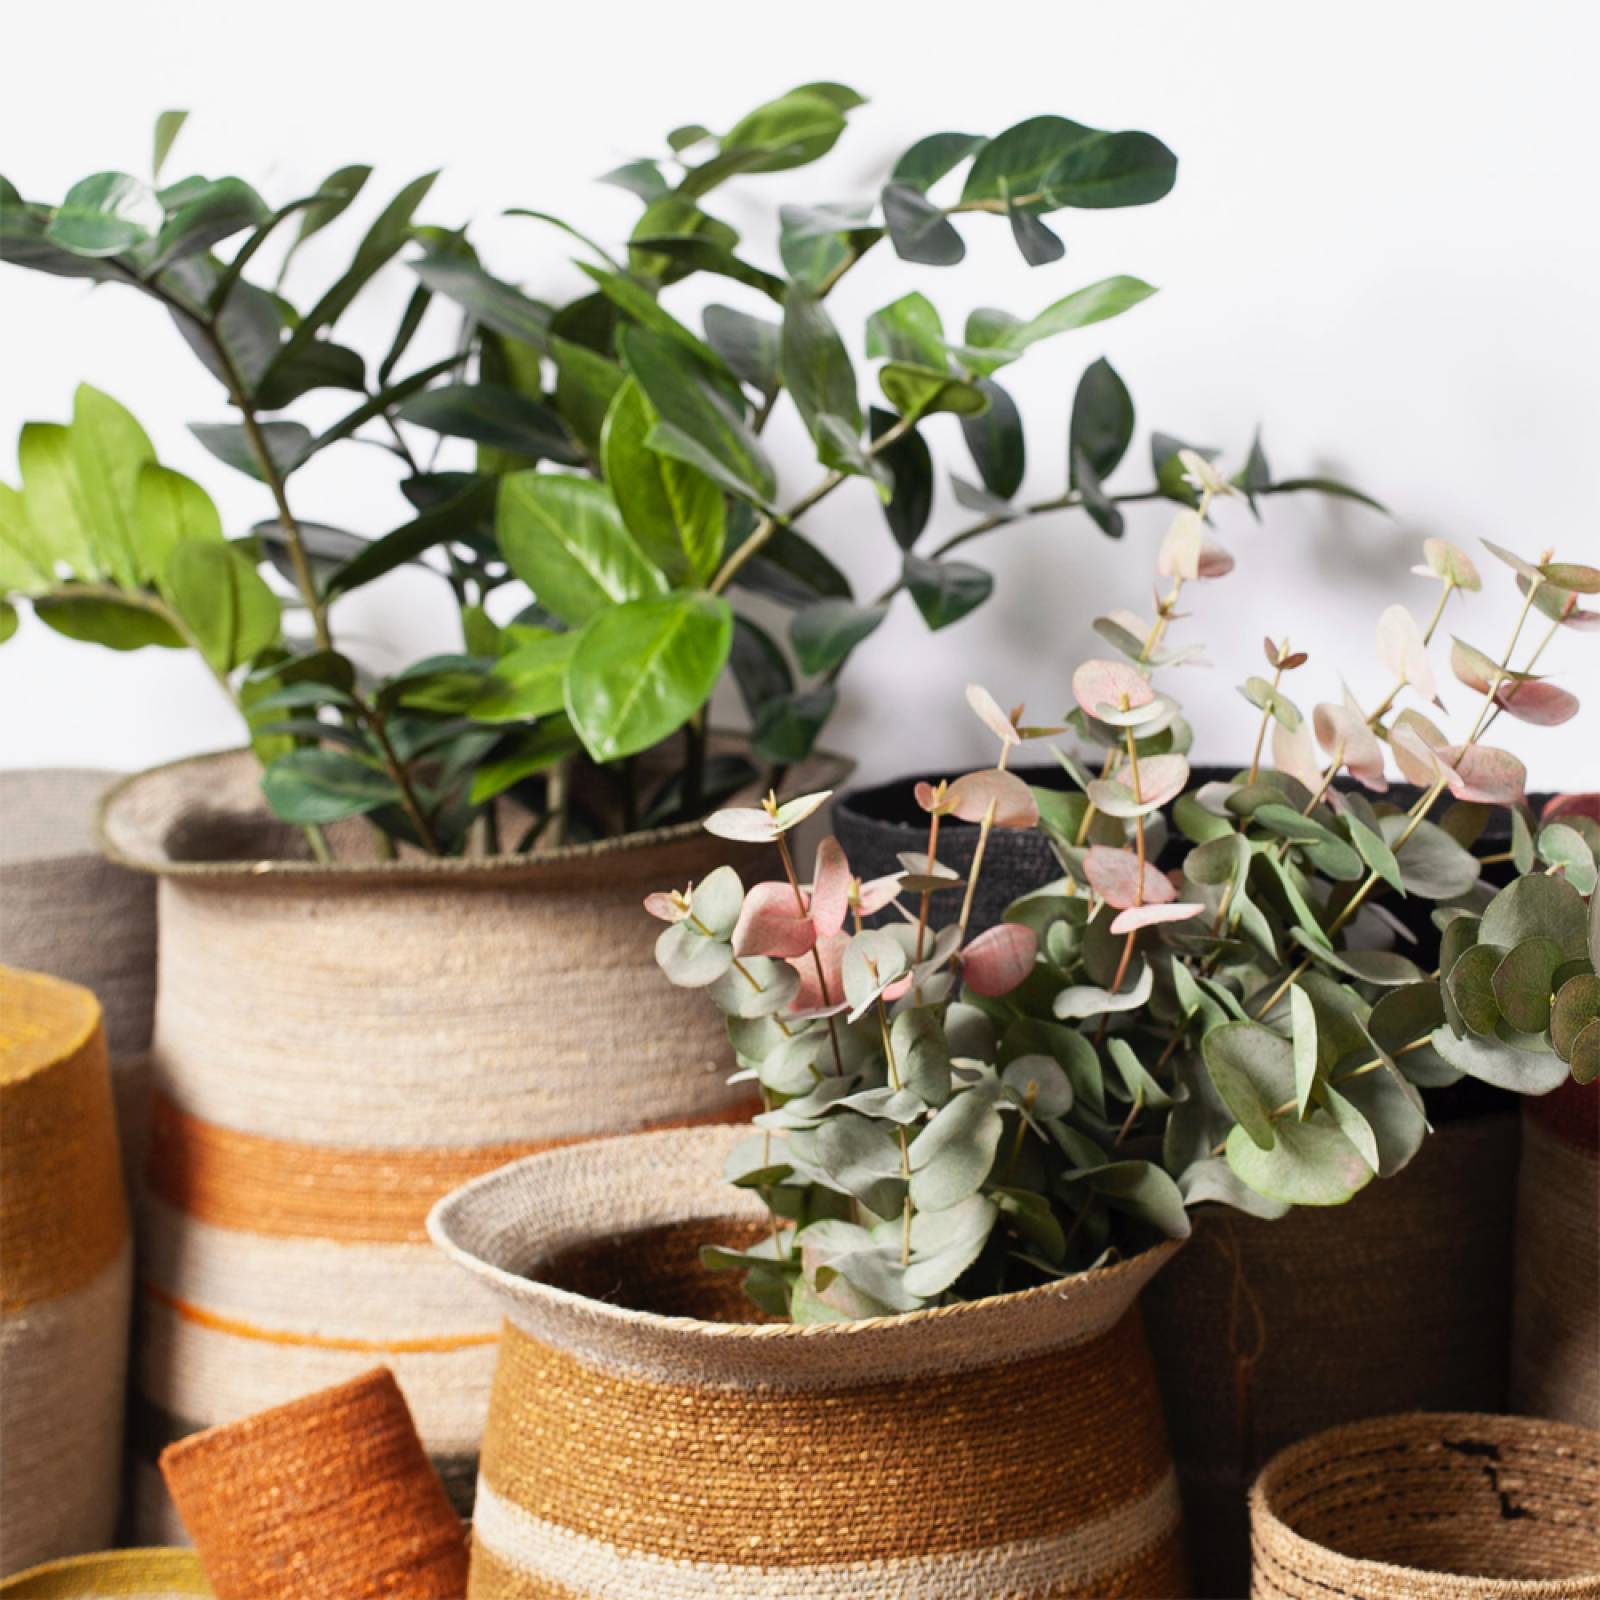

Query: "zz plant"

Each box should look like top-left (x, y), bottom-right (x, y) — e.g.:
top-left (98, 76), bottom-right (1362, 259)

top-left (1, 93), bottom-right (1372, 854)
top-left (649, 459), bottom-right (1596, 1322)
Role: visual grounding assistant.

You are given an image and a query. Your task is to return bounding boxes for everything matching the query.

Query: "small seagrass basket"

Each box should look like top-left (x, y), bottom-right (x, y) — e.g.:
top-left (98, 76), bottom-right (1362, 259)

top-left (1249, 1412), bottom-right (1600, 1599)
top-left (157, 1367), bottom-right (467, 1599)
top-left (0, 1550), bottom-right (209, 1597)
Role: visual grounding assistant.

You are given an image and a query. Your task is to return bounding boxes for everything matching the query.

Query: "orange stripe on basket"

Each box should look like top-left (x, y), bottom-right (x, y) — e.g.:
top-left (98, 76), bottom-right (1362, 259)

top-left (145, 1093), bottom-right (757, 1243)
top-left (141, 1280), bottom-right (499, 1354)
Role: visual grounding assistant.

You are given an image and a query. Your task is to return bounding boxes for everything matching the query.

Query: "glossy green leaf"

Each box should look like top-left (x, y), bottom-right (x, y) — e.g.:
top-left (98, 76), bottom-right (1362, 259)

top-left (283, 163), bottom-right (372, 265)
top-left (960, 378), bottom-right (1024, 498)
top-left (998, 277), bottom-right (1158, 354)
top-left (147, 177), bottom-right (269, 273)
top-left (870, 408), bottom-right (932, 548)
top-left (1070, 357), bottom-right (1135, 484)
top-left (600, 378), bottom-right (724, 586)
top-left (891, 132), bottom-right (984, 191)
top-left (752, 687), bottom-right (837, 764)
top-left (46, 172), bottom-right (162, 256)
top-left (394, 384), bottom-right (581, 464)
top-left (261, 749), bottom-right (397, 823)
top-left (1266, 476), bottom-right (1387, 513)
top-left (903, 553), bottom-right (992, 630)
top-left (619, 327), bottom-right (776, 508)
top-left (566, 592), bottom-right (733, 762)
top-left (781, 286), bottom-right (863, 459)
top-left (69, 385), bottom-right (155, 586)
top-left (497, 472), bottom-right (665, 627)
top-left (252, 340), bottom-right (366, 410)
top-left (325, 477), bottom-right (494, 598)
top-left (881, 183), bottom-right (964, 265)
top-left (17, 422), bottom-right (95, 577)
top-left (151, 111), bottom-right (187, 180)
top-left (1008, 203), bottom-right (1065, 265)
top-left (135, 464), bottom-right (222, 578)
top-left (162, 540), bottom-right (280, 673)
top-left (0, 599), bottom-right (16, 644)
top-left (580, 264), bottom-right (732, 384)
top-left (879, 363), bottom-right (987, 422)
top-left (702, 304), bottom-right (781, 394)
top-left (962, 115), bottom-right (1177, 212)
top-left (468, 632), bottom-right (578, 723)
top-left (190, 420), bottom-right (310, 482)
top-left (790, 599), bottom-right (888, 674)
top-left (411, 251), bottom-right (552, 351)
top-left (35, 595), bottom-right (184, 650)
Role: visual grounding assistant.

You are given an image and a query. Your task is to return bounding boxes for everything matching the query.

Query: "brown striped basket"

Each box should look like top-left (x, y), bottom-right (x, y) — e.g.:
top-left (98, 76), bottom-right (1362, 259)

top-left (0, 770), bottom-right (157, 1181)
top-left (1249, 1412), bottom-right (1600, 1599)
top-left (0, 1550), bottom-right (209, 1597)
top-left (159, 1367), bottom-right (467, 1598)
top-left (1513, 1078), bottom-right (1599, 1429)
top-left (0, 968), bottom-right (132, 1575)
top-left (98, 748), bottom-right (843, 1539)
top-left (427, 1124), bottom-right (1189, 1599)
top-left (1141, 1111), bottom-right (1520, 1598)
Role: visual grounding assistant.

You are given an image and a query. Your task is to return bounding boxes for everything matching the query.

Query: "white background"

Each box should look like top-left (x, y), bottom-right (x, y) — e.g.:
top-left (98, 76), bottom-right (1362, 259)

top-left (3, 0), bottom-right (1598, 793)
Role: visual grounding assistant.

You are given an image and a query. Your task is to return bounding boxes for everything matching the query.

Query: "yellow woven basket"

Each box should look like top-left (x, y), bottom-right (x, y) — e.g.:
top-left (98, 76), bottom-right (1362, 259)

top-left (0, 1550), bottom-right (209, 1597)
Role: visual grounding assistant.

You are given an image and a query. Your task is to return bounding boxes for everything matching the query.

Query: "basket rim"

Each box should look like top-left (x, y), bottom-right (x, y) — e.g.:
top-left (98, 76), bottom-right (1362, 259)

top-left (425, 1122), bottom-right (1182, 1348)
top-left (94, 745), bottom-right (851, 884)
top-left (1249, 1409), bottom-right (1600, 1596)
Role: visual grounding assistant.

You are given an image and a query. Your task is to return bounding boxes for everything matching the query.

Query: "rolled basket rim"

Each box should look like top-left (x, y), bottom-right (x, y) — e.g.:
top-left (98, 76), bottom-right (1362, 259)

top-left (1250, 1410), bottom-right (1600, 1597)
top-left (94, 744), bottom-right (852, 884)
top-left (425, 1123), bottom-right (1182, 1347)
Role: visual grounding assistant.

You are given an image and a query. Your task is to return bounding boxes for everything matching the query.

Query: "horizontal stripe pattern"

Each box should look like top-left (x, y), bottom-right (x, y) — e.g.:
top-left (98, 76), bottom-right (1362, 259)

top-left (481, 1312), bottom-right (1174, 1566)
top-left (470, 1472), bottom-right (1184, 1599)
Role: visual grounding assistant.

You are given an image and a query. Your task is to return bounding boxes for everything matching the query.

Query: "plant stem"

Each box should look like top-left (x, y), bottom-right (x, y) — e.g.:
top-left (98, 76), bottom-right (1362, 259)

top-left (777, 831), bottom-right (844, 1073)
top-left (954, 798), bottom-right (998, 948)
top-left (1247, 660), bottom-right (1285, 785)
top-left (361, 704), bottom-right (440, 855)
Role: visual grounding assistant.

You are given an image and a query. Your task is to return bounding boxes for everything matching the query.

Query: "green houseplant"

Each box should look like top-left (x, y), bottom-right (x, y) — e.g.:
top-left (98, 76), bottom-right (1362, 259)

top-left (2, 92), bottom-right (1372, 853)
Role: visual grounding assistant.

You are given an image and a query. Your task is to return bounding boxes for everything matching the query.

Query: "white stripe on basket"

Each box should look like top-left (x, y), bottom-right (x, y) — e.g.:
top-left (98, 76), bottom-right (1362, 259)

top-left (471, 1468), bottom-right (1182, 1599)
top-left (140, 1198), bottom-right (504, 1340)
top-left (0, 1241), bottom-right (132, 1571)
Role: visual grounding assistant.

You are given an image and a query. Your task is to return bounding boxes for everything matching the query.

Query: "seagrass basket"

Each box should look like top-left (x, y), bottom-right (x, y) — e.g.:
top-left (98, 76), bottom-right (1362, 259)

top-left (0, 1550), bottom-right (209, 1597)
top-left (1249, 1412), bottom-right (1600, 1599)
top-left (429, 1124), bottom-right (1189, 1599)
top-left (158, 1367), bottom-right (467, 1598)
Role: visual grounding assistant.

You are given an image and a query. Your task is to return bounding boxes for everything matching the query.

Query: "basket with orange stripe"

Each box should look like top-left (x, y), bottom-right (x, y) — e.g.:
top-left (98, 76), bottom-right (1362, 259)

top-left (98, 749), bottom-right (840, 1539)
top-left (1, 968), bottom-right (131, 1574)
top-left (429, 1125), bottom-right (1189, 1599)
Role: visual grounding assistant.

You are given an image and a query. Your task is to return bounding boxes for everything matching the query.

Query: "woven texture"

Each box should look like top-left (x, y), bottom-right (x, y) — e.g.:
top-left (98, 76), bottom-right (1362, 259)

top-left (428, 1125), bottom-right (1188, 1599)
top-left (100, 750), bottom-right (838, 1537)
top-left (1249, 1412), bottom-right (1600, 1598)
top-left (0, 1550), bottom-right (209, 1597)
top-left (0, 770), bottom-right (157, 1180)
top-left (159, 1367), bottom-right (467, 1597)
top-left (1141, 1113), bottom-right (1520, 1598)
top-left (0, 969), bottom-right (132, 1576)
top-left (1512, 1080), bottom-right (1600, 1429)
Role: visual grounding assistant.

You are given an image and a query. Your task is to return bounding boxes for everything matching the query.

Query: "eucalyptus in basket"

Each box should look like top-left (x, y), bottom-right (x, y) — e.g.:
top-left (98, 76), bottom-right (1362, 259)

top-left (1, 90), bottom-right (1373, 855)
top-left (648, 455), bottom-right (1596, 1322)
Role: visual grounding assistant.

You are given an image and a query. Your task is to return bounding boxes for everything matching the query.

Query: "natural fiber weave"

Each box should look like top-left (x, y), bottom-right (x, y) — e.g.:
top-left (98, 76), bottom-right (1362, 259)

top-left (1513, 1080), bottom-right (1599, 1429)
top-left (0, 770), bottom-right (157, 1181)
top-left (1141, 1113), bottom-right (1519, 1598)
top-left (159, 1367), bottom-right (468, 1598)
top-left (0, 969), bottom-right (132, 1576)
top-left (101, 749), bottom-right (837, 1535)
top-left (0, 1550), bottom-right (210, 1597)
top-left (1249, 1412), bottom-right (1600, 1598)
top-left (428, 1125), bottom-right (1188, 1599)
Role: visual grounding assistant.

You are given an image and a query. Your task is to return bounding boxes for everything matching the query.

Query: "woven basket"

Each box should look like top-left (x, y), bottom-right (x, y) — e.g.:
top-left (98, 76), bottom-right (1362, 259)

top-left (0, 1551), bottom-right (209, 1597)
top-left (159, 1367), bottom-right (467, 1598)
top-left (427, 1124), bottom-right (1188, 1599)
top-left (0, 770), bottom-right (157, 1180)
top-left (1141, 1111), bottom-right (1520, 1598)
top-left (1249, 1412), bottom-right (1600, 1598)
top-left (0, 969), bottom-right (132, 1576)
top-left (98, 747), bottom-right (844, 1538)
top-left (1512, 1078), bottom-right (1599, 1429)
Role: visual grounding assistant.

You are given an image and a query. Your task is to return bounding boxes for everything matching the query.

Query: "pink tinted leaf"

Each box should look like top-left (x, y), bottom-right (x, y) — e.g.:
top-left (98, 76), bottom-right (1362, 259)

top-left (1083, 845), bottom-right (1177, 910)
top-left (773, 791), bottom-right (832, 832)
top-left (960, 923), bottom-right (1039, 997)
top-left (1131, 753), bottom-right (1190, 809)
top-left (789, 931), bottom-right (848, 1012)
top-left (1272, 718), bottom-right (1324, 791)
top-left (1493, 679), bottom-right (1580, 727)
top-left (1313, 703), bottom-right (1388, 792)
top-left (1481, 539), bottom-right (1544, 583)
top-left (1441, 745), bottom-right (1527, 806)
top-left (1540, 561), bottom-right (1600, 593)
top-left (882, 973), bottom-right (915, 1003)
top-left (1072, 659), bottom-right (1153, 719)
top-left (809, 836), bottom-right (852, 936)
top-left (1414, 538), bottom-right (1482, 592)
top-left (854, 872), bottom-right (905, 914)
top-left (914, 780), bottom-right (953, 816)
top-left (643, 891), bottom-right (687, 923)
top-left (1390, 710), bottom-right (1454, 787)
top-left (703, 806), bottom-right (775, 842)
top-left (1109, 902), bottom-right (1206, 934)
top-left (1158, 509), bottom-right (1204, 580)
top-left (733, 882), bottom-right (817, 959)
top-left (966, 683), bottom-right (1020, 745)
top-left (946, 768), bottom-right (1040, 828)
top-left (1196, 536), bottom-right (1235, 579)
top-left (1376, 604), bottom-right (1438, 702)
top-left (1450, 637), bottom-right (1501, 694)
top-left (1544, 794), bottom-right (1600, 825)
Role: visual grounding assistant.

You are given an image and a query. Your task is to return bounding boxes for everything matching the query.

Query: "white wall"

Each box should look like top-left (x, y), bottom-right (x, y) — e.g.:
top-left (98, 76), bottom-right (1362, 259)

top-left (3, 0), bottom-right (1598, 793)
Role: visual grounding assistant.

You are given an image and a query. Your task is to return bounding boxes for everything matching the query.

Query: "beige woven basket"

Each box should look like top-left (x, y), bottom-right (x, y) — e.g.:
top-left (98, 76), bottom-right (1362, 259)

top-left (0, 1550), bottom-right (209, 1597)
top-left (1249, 1412), bottom-right (1600, 1599)
top-left (1141, 1112), bottom-right (1519, 1597)
top-left (1, 969), bottom-right (132, 1576)
top-left (1513, 1080), bottom-right (1599, 1429)
top-left (97, 747), bottom-right (843, 1539)
top-left (0, 769), bottom-right (156, 1179)
top-left (428, 1123), bottom-right (1189, 1599)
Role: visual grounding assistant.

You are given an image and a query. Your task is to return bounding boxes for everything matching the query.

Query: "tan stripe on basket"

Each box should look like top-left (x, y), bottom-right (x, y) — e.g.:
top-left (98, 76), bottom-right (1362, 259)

top-left (0, 1547), bottom-right (210, 1597)
top-left (1, 968), bottom-right (127, 1309)
top-left (480, 1312), bottom-right (1174, 1564)
top-left (470, 1474), bottom-right (1186, 1599)
top-left (145, 1094), bottom-right (756, 1243)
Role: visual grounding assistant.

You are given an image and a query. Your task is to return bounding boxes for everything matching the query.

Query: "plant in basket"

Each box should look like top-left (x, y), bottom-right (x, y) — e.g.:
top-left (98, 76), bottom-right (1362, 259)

top-left (650, 453), bottom-right (1598, 1322)
top-left (3, 91), bottom-right (1371, 856)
